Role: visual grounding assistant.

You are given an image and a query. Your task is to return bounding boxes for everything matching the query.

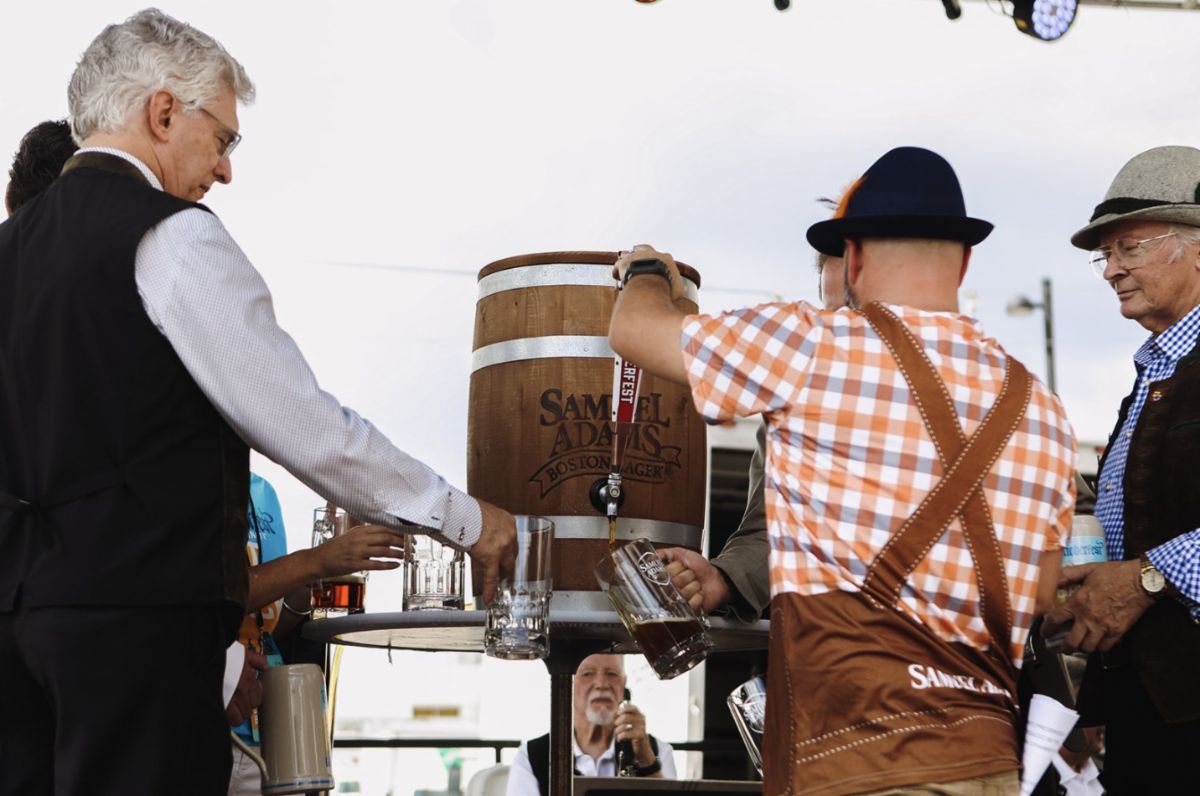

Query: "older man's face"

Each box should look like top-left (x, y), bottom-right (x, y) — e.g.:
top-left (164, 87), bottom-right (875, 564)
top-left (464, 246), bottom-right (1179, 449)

top-left (573, 654), bottom-right (626, 727)
top-left (160, 87), bottom-right (238, 202)
top-left (1099, 221), bottom-right (1200, 334)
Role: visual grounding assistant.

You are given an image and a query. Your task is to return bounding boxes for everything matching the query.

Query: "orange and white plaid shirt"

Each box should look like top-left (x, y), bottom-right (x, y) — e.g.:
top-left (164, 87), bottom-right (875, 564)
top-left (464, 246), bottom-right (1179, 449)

top-left (682, 302), bottom-right (1076, 663)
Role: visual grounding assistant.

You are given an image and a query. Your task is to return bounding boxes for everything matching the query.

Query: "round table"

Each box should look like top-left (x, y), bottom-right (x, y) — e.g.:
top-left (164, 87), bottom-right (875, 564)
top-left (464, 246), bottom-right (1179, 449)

top-left (304, 607), bottom-right (769, 795)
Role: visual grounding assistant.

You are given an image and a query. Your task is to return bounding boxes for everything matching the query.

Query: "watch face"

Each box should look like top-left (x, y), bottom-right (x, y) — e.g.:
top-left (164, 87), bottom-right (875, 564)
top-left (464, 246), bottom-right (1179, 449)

top-left (1142, 566), bottom-right (1167, 594)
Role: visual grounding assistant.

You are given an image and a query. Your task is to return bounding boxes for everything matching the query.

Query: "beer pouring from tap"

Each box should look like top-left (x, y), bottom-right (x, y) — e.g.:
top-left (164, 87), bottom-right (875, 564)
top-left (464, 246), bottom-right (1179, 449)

top-left (593, 342), bottom-right (644, 550)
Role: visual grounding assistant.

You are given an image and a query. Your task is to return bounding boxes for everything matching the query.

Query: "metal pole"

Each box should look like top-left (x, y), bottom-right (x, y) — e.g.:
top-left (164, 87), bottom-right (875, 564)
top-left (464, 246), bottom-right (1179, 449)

top-left (1041, 278), bottom-right (1056, 394)
top-left (550, 669), bottom-right (574, 796)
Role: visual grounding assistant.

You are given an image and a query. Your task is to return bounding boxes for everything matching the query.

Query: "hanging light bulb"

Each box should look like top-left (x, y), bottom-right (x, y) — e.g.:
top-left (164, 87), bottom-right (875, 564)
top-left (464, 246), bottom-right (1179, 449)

top-left (1012, 0), bottom-right (1078, 41)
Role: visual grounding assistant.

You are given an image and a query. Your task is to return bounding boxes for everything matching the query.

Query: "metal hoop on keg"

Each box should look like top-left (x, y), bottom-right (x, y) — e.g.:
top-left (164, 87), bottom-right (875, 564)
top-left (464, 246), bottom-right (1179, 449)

top-left (477, 262), bottom-right (700, 303)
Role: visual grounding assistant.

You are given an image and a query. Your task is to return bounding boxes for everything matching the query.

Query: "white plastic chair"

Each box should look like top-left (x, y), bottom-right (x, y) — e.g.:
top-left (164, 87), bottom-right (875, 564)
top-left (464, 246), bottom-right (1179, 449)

top-left (466, 763), bottom-right (510, 796)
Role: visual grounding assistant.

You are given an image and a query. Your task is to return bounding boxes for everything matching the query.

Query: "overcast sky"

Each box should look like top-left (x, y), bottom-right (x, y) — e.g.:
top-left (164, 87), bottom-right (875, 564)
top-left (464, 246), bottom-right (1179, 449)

top-left (4, 0), bottom-right (1199, 575)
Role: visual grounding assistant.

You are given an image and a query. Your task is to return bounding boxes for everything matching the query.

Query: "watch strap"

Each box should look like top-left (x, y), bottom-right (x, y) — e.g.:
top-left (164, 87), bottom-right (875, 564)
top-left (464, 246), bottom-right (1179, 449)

top-left (622, 258), bottom-right (671, 287)
top-left (633, 758), bottom-right (662, 777)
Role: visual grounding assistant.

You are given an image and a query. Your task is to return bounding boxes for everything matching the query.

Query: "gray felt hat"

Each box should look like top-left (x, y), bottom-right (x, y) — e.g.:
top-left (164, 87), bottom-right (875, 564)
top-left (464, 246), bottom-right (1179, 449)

top-left (1071, 146), bottom-right (1200, 250)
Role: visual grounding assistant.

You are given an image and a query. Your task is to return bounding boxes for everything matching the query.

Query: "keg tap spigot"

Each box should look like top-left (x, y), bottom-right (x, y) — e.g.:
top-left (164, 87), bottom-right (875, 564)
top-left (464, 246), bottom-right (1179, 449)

top-left (590, 470), bottom-right (626, 518)
top-left (593, 352), bottom-right (640, 548)
top-left (591, 267), bottom-right (645, 540)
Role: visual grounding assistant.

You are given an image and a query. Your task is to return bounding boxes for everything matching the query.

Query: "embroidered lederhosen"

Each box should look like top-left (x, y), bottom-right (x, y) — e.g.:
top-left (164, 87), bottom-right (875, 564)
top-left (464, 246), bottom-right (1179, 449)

top-left (763, 303), bottom-right (1032, 796)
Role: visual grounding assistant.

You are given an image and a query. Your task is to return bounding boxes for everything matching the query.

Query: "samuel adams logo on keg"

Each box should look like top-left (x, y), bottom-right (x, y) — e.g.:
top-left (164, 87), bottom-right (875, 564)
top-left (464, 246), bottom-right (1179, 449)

top-left (528, 388), bottom-right (683, 497)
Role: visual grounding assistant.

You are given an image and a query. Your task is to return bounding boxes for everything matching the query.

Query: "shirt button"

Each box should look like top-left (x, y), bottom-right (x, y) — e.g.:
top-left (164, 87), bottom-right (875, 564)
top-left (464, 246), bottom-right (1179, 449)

top-left (1125, 430), bottom-right (1133, 438)
top-left (1105, 483), bottom-right (1113, 492)
top-left (1151, 390), bottom-right (1164, 401)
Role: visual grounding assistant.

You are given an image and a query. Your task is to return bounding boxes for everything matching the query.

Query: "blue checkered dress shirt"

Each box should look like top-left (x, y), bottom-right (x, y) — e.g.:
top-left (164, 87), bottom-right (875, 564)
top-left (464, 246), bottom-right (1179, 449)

top-left (1095, 303), bottom-right (1200, 619)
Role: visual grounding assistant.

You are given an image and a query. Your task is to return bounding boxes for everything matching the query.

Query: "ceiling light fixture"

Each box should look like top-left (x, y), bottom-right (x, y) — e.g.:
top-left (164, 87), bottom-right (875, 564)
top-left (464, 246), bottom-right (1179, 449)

top-left (1012, 0), bottom-right (1078, 41)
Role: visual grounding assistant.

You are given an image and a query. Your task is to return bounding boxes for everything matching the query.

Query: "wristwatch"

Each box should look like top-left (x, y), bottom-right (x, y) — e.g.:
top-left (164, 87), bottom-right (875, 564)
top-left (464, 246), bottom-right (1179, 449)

top-left (634, 758), bottom-right (662, 777)
top-left (622, 258), bottom-right (671, 287)
top-left (1138, 555), bottom-right (1169, 599)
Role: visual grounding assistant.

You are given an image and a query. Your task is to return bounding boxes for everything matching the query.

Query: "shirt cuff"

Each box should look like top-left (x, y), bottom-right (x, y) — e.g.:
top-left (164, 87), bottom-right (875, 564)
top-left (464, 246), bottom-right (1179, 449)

top-left (432, 487), bottom-right (482, 551)
top-left (711, 560), bottom-right (764, 623)
top-left (223, 642), bottom-right (245, 708)
top-left (1146, 532), bottom-right (1200, 620)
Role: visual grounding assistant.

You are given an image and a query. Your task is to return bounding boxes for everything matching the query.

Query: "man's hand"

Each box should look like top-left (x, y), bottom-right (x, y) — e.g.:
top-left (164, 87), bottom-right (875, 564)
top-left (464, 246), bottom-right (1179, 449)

top-left (225, 649), bottom-right (267, 726)
top-left (469, 500), bottom-right (517, 605)
top-left (614, 245), bottom-right (685, 302)
top-left (311, 524), bottom-right (404, 578)
top-left (1042, 560), bottom-right (1154, 653)
top-left (660, 547), bottom-right (732, 614)
top-left (1059, 726), bottom-right (1104, 773)
top-left (615, 701), bottom-right (659, 773)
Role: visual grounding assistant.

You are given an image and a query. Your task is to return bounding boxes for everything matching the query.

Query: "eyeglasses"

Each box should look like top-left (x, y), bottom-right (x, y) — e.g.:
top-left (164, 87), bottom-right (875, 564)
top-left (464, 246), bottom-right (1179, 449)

top-left (197, 107), bottom-right (242, 158)
top-left (1089, 231), bottom-right (1176, 278)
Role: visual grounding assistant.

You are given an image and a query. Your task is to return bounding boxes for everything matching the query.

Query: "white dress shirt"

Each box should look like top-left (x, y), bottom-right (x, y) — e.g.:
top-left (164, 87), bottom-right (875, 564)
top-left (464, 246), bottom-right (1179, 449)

top-left (1051, 753), bottom-right (1104, 796)
top-left (75, 147), bottom-right (481, 550)
top-left (506, 734), bottom-right (677, 795)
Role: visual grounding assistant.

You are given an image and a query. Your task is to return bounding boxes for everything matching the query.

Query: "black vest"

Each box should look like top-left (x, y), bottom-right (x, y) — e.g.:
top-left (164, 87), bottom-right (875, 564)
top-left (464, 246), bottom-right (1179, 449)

top-left (0, 153), bottom-right (249, 637)
top-left (526, 733), bottom-right (660, 796)
top-left (1096, 339), bottom-right (1200, 722)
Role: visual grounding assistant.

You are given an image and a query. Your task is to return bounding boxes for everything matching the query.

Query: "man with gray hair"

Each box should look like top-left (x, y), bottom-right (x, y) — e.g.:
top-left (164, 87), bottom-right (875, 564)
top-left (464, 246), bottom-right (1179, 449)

top-left (0, 10), bottom-right (516, 793)
top-left (1045, 145), bottom-right (1200, 793)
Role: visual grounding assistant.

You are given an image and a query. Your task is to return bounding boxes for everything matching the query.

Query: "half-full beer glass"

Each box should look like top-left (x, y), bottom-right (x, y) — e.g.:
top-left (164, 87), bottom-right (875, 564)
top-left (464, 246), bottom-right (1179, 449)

top-left (727, 675), bottom-right (767, 777)
top-left (594, 538), bottom-right (712, 679)
top-left (484, 515), bottom-right (554, 660)
top-left (310, 506), bottom-right (367, 618)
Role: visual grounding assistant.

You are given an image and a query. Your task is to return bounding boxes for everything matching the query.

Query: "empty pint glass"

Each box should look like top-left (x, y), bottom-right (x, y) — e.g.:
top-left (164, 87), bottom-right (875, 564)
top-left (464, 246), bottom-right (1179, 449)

top-left (402, 533), bottom-right (465, 611)
top-left (484, 516), bottom-right (554, 660)
top-left (310, 506), bottom-right (367, 618)
top-left (594, 538), bottom-right (713, 679)
top-left (727, 675), bottom-right (767, 777)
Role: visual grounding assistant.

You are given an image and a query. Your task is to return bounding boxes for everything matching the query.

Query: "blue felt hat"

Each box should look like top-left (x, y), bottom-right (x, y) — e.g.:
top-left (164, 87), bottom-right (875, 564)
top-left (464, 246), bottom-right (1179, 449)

top-left (806, 147), bottom-right (993, 258)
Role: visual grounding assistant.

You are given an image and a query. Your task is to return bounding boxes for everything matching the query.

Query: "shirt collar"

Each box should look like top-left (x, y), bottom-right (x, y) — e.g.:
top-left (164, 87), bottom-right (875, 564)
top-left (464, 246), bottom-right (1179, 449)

top-left (1135, 302), bottom-right (1200, 369)
top-left (880, 302), bottom-right (988, 342)
top-left (572, 733), bottom-right (614, 763)
top-left (74, 147), bottom-right (162, 191)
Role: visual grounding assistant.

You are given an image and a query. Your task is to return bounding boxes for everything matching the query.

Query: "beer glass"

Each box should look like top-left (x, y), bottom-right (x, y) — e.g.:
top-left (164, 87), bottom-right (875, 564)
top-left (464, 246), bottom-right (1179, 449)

top-left (727, 675), bottom-right (767, 777)
top-left (402, 533), bottom-right (465, 611)
top-left (484, 515), bottom-right (553, 660)
top-left (594, 538), bottom-right (713, 680)
top-left (310, 506), bottom-right (367, 618)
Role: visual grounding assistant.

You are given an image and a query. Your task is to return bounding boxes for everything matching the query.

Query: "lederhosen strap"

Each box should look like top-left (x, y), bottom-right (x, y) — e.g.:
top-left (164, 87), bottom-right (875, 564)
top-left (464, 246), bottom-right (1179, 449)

top-left (859, 302), bottom-right (1032, 663)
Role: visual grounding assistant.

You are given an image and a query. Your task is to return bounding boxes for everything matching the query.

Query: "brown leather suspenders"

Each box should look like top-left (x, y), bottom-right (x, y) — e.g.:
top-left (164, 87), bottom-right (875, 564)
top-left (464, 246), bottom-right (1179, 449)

top-left (859, 303), bottom-right (1032, 662)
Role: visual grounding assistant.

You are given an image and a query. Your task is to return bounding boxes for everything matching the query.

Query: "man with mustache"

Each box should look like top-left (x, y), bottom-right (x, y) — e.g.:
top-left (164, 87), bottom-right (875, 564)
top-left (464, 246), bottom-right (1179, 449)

top-left (506, 653), bottom-right (677, 795)
top-left (1045, 145), bottom-right (1200, 794)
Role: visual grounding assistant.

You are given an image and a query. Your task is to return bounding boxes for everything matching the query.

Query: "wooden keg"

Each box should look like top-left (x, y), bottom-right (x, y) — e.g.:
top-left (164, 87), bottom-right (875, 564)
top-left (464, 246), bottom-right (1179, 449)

top-left (468, 252), bottom-right (706, 607)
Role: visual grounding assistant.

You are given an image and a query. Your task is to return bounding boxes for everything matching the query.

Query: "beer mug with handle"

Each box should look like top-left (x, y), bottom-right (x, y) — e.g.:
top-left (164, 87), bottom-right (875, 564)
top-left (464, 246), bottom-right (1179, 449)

top-left (484, 515), bottom-right (554, 660)
top-left (230, 664), bottom-right (333, 795)
top-left (727, 675), bottom-right (767, 778)
top-left (310, 505), bottom-right (368, 618)
top-left (594, 538), bottom-right (713, 679)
